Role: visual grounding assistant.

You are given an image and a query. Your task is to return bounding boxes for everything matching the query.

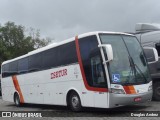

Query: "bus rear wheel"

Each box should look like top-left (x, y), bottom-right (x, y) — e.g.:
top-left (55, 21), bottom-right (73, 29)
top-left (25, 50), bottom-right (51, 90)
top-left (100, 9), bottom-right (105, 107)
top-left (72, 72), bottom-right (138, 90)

top-left (14, 93), bottom-right (21, 107)
top-left (69, 92), bottom-right (82, 112)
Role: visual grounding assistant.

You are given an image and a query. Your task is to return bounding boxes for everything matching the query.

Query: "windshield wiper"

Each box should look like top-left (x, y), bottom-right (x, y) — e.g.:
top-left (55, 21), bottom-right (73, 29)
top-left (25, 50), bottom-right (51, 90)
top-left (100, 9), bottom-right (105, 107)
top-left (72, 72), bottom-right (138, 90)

top-left (128, 56), bottom-right (137, 82)
top-left (128, 56), bottom-right (148, 83)
top-left (134, 64), bottom-right (148, 83)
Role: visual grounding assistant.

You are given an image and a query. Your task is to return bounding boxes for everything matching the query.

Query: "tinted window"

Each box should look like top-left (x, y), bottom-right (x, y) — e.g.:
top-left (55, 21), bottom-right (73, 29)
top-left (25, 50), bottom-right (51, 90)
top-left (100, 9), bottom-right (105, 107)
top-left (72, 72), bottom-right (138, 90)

top-left (57, 42), bottom-right (78, 66)
top-left (9, 61), bottom-right (18, 76)
top-left (29, 53), bottom-right (42, 72)
top-left (18, 57), bottom-right (28, 73)
top-left (2, 64), bottom-right (9, 77)
top-left (2, 41), bottom-right (78, 77)
top-left (91, 55), bottom-right (106, 87)
top-left (42, 41), bottom-right (77, 69)
top-left (79, 35), bottom-right (107, 87)
top-left (42, 48), bottom-right (57, 69)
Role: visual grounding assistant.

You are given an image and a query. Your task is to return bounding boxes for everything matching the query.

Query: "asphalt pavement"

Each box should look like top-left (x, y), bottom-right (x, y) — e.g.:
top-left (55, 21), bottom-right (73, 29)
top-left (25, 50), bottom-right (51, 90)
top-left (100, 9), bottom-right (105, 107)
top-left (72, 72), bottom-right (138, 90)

top-left (0, 96), bottom-right (160, 119)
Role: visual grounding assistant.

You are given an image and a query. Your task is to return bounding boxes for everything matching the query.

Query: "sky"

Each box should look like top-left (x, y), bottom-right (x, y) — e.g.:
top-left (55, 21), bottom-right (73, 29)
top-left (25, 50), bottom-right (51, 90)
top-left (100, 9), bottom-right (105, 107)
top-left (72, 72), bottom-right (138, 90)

top-left (0, 0), bottom-right (160, 42)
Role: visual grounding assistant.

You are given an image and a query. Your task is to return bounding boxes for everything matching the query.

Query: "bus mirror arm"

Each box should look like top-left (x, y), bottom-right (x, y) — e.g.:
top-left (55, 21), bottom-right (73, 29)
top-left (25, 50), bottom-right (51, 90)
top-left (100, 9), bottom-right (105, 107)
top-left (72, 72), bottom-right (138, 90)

top-left (102, 61), bottom-right (110, 64)
top-left (98, 44), bottom-right (113, 63)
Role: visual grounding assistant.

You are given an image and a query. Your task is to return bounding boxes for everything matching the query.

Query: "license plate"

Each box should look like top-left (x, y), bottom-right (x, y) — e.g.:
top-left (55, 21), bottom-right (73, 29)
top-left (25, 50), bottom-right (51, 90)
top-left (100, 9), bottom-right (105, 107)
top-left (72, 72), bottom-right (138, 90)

top-left (134, 97), bottom-right (142, 102)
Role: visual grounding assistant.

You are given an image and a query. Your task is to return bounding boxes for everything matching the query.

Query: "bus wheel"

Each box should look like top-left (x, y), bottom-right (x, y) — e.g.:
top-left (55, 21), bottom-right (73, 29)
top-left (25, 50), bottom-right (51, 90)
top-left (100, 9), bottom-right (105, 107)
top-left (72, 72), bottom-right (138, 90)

top-left (153, 82), bottom-right (160, 101)
top-left (14, 93), bottom-right (21, 107)
top-left (69, 92), bottom-right (82, 112)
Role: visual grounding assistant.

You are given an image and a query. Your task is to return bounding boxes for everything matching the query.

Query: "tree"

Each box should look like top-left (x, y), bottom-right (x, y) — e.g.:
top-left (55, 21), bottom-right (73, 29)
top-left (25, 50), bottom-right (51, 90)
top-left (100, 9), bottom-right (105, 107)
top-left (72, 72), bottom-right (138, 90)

top-left (0, 21), bottom-right (51, 65)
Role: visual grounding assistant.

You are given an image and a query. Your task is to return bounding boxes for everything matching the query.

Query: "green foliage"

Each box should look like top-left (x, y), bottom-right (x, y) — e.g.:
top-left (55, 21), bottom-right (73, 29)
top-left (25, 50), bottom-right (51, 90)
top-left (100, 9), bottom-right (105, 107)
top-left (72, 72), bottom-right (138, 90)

top-left (0, 21), bottom-right (51, 65)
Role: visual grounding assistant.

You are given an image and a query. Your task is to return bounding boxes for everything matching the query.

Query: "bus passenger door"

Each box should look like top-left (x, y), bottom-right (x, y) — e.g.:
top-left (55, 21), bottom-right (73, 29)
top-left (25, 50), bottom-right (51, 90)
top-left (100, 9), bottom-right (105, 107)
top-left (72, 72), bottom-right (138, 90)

top-left (91, 55), bottom-right (108, 108)
top-left (78, 35), bottom-right (108, 108)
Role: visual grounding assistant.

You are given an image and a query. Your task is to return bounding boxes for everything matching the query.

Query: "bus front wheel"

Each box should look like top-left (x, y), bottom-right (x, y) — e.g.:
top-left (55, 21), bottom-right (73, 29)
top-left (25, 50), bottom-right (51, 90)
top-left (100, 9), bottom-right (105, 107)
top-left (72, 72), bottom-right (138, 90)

top-left (14, 93), bottom-right (21, 107)
top-left (69, 91), bottom-right (82, 112)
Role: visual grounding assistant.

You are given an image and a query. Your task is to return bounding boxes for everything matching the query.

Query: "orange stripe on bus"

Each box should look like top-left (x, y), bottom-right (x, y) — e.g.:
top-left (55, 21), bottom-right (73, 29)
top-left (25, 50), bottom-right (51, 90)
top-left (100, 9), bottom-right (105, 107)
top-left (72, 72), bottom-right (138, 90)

top-left (12, 75), bottom-right (24, 103)
top-left (75, 36), bottom-right (108, 92)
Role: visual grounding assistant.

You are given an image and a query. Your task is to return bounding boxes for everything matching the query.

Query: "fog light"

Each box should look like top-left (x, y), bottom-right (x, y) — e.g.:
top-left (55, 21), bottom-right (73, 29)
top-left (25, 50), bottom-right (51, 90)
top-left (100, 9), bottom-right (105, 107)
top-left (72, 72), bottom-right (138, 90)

top-left (110, 88), bottom-right (125, 94)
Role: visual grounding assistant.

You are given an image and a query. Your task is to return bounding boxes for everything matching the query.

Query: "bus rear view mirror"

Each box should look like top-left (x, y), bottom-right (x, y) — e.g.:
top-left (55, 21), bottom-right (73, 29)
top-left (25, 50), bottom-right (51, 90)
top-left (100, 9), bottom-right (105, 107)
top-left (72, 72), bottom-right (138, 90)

top-left (98, 44), bottom-right (113, 63)
top-left (143, 47), bottom-right (159, 64)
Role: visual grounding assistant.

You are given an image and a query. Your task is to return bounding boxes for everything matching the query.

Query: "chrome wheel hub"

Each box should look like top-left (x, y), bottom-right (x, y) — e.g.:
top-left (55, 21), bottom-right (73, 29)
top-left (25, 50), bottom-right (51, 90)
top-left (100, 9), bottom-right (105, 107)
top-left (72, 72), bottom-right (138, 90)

top-left (71, 96), bottom-right (79, 108)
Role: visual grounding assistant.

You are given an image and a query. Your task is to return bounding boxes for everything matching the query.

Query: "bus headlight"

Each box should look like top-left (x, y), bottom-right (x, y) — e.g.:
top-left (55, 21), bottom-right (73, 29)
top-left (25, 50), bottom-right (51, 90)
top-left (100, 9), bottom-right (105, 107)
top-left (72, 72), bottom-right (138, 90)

top-left (148, 85), bottom-right (152, 91)
top-left (110, 88), bottom-right (125, 94)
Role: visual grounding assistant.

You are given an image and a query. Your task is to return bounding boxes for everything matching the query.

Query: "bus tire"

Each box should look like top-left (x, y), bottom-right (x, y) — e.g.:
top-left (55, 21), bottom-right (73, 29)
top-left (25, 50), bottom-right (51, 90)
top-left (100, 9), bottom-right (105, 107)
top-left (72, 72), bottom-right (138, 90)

top-left (153, 82), bottom-right (160, 101)
top-left (69, 91), bottom-right (82, 112)
top-left (14, 93), bottom-right (21, 107)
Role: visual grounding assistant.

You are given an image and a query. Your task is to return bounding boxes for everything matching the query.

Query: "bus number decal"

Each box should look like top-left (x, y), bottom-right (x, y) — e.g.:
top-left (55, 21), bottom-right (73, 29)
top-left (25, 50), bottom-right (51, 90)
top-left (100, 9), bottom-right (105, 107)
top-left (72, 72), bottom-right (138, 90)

top-left (51, 69), bottom-right (67, 79)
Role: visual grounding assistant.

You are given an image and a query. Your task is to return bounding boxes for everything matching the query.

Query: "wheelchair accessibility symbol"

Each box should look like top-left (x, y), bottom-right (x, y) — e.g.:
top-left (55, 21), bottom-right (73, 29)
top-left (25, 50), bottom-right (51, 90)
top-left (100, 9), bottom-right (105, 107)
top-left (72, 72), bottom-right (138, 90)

top-left (112, 74), bottom-right (120, 83)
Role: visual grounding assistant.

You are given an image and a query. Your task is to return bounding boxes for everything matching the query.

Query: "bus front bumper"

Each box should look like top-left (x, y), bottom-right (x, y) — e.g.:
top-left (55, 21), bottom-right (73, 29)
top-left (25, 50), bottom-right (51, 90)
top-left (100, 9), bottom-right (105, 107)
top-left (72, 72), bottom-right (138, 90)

top-left (109, 91), bottom-right (152, 108)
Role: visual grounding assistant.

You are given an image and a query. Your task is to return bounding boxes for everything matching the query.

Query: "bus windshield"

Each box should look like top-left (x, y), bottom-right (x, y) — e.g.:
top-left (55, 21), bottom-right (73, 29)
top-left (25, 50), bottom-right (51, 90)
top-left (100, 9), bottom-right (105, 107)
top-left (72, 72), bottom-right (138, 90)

top-left (99, 34), bottom-right (151, 85)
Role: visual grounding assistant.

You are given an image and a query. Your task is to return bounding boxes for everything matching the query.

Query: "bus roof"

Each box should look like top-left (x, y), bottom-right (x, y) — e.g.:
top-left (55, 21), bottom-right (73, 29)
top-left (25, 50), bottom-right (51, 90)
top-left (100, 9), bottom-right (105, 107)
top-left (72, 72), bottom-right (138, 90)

top-left (2, 31), bottom-right (134, 65)
top-left (136, 23), bottom-right (160, 33)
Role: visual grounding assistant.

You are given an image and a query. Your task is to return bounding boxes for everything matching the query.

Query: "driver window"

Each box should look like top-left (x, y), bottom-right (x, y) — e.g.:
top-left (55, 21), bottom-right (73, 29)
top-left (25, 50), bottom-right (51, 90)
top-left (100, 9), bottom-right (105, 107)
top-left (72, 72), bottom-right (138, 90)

top-left (91, 56), bottom-right (106, 87)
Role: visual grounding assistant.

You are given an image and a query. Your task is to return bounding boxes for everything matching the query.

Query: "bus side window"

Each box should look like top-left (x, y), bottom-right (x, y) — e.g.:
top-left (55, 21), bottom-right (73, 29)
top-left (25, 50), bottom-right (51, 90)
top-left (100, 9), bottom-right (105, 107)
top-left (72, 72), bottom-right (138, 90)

top-left (2, 64), bottom-right (9, 78)
top-left (29, 53), bottom-right (42, 72)
top-left (91, 56), bottom-right (106, 87)
top-left (18, 57), bottom-right (29, 74)
top-left (9, 61), bottom-right (18, 76)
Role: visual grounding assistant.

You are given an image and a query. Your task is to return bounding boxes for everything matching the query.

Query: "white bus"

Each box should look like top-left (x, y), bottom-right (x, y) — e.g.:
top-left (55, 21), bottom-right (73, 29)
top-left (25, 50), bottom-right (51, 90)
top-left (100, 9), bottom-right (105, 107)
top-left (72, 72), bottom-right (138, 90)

top-left (1, 32), bottom-right (154, 111)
